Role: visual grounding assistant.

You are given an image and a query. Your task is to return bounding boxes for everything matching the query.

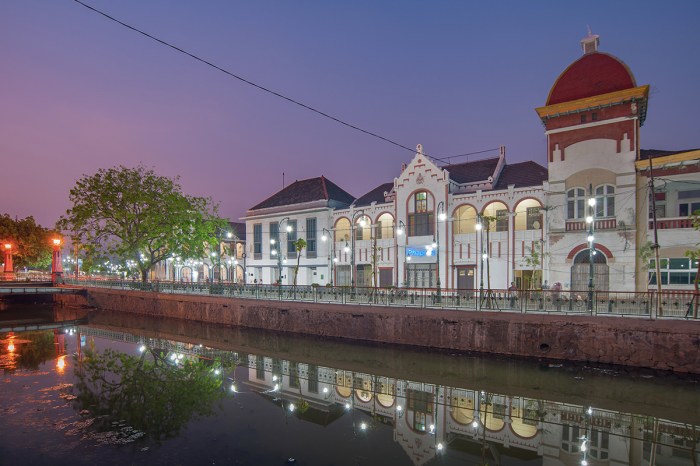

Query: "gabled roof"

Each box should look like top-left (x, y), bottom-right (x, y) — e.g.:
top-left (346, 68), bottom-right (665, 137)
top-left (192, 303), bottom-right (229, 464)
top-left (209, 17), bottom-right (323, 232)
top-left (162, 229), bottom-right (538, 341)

top-left (249, 176), bottom-right (355, 211)
top-left (493, 161), bottom-right (548, 190)
top-left (639, 149), bottom-right (700, 160)
top-left (353, 182), bottom-right (394, 207)
top-left (443, 157), bottom-right (500, 184)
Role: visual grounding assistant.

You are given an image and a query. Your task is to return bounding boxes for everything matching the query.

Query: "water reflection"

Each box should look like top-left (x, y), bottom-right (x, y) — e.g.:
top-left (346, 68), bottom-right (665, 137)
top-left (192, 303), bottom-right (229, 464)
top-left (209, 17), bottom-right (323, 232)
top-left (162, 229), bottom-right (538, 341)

top-left (72, 344), bottom-right (228, 440)
top-left (74, 324), bottom-right (700, 465)
top-left (2, 314), bottom-right (700, 465)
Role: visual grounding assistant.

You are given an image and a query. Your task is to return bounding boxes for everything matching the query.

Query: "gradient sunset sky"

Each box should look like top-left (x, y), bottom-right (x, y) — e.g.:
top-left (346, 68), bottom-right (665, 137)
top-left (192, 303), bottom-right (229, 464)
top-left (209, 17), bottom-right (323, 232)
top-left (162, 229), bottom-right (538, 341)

top-left (3, 1), bottom-right (699, 228)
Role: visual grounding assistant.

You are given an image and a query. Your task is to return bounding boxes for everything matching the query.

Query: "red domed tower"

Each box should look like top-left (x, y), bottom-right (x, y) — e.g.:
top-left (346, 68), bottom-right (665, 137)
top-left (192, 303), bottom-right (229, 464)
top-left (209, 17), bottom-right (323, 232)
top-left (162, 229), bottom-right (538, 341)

top-left (536, 33), bottom-right (649, 293)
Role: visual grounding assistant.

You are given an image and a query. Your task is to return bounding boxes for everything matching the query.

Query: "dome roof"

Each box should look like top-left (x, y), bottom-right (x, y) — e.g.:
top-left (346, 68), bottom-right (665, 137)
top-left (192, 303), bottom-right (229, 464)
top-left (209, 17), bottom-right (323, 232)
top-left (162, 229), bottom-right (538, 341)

top-left (546, 52), bottom-right (637, 105)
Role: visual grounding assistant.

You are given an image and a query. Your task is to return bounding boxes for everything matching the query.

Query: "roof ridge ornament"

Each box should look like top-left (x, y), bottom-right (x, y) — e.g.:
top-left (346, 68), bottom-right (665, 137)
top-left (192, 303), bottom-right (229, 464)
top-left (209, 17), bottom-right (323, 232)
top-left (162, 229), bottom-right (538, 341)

top-left (581, 28), bottom-right (600, 55)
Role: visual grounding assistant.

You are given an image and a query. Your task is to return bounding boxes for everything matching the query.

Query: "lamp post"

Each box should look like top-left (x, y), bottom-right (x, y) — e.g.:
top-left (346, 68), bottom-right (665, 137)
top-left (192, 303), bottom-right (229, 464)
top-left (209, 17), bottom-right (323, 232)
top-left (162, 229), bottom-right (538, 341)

top-left (475, 216), bottom-right (485, 309)
top-left (322, 228), bottom-right (334, 285)
top-left (586, 184), bottom-right (596, 313)
top-left (350, 209), bottom-right (366, 290)
top-left (3, 243), bottom-right (14, 279)
top-left (396, 220), bottom-right (406, 287)
top-left (436, 201), bottom-right (447, 303)
top-left (51, 238), bottom-right (63, 284)
top-left (271, 217), bottom-right (292, 295)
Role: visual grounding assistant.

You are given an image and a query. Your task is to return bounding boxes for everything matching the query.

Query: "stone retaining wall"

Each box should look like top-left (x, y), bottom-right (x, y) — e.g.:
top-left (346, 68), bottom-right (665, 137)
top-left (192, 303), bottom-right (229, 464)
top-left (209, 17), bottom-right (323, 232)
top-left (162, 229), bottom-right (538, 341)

top-left (73, 287), bottom-right (700, 374)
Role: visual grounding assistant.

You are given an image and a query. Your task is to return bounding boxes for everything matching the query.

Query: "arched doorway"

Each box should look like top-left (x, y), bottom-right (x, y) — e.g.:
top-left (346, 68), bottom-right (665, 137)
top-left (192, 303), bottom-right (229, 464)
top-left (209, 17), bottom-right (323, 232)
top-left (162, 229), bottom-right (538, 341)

top-left (570, 250), bottom-right (609, 292)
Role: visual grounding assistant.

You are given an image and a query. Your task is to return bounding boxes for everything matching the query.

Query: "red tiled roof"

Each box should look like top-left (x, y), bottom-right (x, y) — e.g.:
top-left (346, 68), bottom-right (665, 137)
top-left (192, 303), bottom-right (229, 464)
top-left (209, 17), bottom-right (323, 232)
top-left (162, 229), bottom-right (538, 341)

top-left (354, 182), bottom-right (394, 207)
top-left (639, 149), bottom-right (700, 160)
top-left (493, 161), bottom-right (548, 190)
top-left (443, 157), bottom-right (500, 184)
top-left (547, 52), bottom-right (636, 105)
top-left (249, 176), bottom-right (355, 211)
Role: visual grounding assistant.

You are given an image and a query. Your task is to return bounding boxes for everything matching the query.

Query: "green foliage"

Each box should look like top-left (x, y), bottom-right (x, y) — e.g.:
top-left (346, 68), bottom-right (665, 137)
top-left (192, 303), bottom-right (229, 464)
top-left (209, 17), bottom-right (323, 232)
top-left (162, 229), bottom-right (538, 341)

top-left (292, 238), bottom-right (307, 286)
top-left (0, 214), bottom-right (56, 270)
top-left (72, 347), bottom-right (224, 440)
top-left (685, 210), bottom-right (700, 293)
top-left (638, 241), bottom-right (656, 269)
top-left (523, 241), bottom-right (547, 289)
top-left (57, 165), bottom-right (228, 281)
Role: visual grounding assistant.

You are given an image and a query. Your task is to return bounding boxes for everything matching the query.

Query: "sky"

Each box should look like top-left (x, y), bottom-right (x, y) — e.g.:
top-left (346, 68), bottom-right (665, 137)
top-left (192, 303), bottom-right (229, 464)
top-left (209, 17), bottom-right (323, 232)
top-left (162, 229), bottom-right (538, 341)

top-left (3, 1), bottom-right (700, 229)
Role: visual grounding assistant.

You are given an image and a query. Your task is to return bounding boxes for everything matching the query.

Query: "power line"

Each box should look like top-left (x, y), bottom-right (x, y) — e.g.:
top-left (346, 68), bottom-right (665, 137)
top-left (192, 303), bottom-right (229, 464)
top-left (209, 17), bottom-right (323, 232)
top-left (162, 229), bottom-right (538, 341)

top-left (72, 0), bottom-right (460, 161)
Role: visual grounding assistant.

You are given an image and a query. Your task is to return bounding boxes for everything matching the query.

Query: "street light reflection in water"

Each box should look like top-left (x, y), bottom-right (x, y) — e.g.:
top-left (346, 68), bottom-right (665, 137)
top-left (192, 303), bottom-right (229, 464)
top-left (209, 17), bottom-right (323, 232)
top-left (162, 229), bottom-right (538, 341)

top-left (0, 320), bottom-right (699, 466)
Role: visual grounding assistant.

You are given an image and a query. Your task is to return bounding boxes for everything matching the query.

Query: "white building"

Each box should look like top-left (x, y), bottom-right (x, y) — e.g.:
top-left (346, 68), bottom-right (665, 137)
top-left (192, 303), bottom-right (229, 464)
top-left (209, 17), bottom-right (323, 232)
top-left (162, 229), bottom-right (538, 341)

top-left (243, 33), bottom-right (698, 293)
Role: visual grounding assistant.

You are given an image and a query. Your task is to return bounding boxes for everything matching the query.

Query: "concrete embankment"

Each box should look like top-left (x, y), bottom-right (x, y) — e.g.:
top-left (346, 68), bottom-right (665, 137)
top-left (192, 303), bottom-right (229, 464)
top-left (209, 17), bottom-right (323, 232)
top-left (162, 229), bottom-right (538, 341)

top-left (60, 287), bottom-right (700, 374)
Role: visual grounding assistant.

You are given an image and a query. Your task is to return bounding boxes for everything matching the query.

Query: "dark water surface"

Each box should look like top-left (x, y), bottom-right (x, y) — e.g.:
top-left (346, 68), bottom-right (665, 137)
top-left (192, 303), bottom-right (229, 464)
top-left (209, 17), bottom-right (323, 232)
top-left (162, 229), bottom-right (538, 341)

top-left (1, 303), bottom-right (699, 466)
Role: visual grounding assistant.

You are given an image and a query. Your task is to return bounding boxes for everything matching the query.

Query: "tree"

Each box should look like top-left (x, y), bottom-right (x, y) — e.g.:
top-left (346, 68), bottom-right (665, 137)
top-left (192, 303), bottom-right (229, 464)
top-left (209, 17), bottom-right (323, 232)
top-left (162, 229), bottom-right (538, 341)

top-left (0, 214), bottom-right (57, 271)
top-left (522, 240), bottom-right (547, 289)
top-left (57, 165), bottom-right (228, 281)
top-left (292, 238), bottom-right (307, 287)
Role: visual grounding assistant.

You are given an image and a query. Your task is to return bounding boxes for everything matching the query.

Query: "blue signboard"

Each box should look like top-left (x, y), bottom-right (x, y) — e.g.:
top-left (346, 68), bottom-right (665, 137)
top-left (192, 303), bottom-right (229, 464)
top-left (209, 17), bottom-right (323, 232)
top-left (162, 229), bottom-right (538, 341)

top-left (406, 247), bottom-right (437, 257)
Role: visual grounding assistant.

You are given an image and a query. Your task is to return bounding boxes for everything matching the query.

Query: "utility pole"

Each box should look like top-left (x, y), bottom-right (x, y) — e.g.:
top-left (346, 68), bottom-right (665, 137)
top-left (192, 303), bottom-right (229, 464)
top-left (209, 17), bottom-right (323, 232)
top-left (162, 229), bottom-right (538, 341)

top-left (648, 157), bottom-right (663, 318)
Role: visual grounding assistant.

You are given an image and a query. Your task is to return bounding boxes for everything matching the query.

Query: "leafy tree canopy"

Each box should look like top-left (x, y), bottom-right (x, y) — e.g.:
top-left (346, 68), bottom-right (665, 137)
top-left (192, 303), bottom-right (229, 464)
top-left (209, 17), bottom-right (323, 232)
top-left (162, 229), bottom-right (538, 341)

top-left (0, 214), bottom-right (57, 270)
top-left (57, 165), bottom-right (228, 281)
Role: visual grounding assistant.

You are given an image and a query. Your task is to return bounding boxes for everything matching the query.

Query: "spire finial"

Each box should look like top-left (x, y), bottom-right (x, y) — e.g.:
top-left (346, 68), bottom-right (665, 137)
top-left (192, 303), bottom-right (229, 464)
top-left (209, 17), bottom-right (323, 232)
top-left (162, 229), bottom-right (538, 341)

top-left (580, 28), bottom-right (600, 54)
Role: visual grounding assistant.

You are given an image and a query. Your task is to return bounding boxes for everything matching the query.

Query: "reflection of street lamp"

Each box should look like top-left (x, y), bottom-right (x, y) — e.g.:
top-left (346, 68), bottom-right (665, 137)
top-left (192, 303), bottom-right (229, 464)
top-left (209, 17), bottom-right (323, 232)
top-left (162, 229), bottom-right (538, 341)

top-left (322, 228), bottom-right (334, 285)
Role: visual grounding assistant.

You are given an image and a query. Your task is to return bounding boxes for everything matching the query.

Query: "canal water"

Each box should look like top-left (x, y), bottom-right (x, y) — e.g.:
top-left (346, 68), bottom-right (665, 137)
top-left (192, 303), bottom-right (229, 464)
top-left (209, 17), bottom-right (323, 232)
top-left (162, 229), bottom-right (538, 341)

top-left (1, 302), bottom-right (699, 466)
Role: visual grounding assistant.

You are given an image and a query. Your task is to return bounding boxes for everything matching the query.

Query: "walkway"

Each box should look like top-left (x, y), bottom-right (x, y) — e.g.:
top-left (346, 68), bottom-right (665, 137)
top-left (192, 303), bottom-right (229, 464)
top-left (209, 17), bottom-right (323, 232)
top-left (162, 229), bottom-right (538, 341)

top-left (62, 278), bottom-right (698, 320)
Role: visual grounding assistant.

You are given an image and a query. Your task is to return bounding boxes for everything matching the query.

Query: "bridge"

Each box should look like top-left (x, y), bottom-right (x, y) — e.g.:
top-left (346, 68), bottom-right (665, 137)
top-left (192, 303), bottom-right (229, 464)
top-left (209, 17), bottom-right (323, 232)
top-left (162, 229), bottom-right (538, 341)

top-left (0, 282), bottom-right (84, 295)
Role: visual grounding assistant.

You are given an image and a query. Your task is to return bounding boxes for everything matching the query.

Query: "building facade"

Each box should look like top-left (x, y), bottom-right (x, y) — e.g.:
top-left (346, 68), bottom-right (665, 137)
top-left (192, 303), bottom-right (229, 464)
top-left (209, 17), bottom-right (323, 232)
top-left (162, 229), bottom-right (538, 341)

top-left (241, 33), bottom-right (698, 292)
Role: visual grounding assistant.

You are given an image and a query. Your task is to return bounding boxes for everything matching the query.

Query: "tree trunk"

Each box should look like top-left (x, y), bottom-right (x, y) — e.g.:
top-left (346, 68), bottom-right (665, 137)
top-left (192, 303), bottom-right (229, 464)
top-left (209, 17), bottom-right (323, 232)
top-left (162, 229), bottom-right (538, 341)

top-left (141, 268), bottom-right (148, 282)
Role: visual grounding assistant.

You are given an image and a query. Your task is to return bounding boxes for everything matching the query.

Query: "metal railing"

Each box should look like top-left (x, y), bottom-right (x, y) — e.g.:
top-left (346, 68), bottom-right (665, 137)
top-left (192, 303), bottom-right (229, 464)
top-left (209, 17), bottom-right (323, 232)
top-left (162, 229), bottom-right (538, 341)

top-left (61, 278), bottom-right (699, 320)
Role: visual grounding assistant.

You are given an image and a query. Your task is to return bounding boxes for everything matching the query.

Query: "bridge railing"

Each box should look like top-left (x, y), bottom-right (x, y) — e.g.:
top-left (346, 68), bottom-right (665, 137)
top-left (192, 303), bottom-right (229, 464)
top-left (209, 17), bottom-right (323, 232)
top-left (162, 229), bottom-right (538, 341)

top-left (61, 277), bottom-right (699, 320)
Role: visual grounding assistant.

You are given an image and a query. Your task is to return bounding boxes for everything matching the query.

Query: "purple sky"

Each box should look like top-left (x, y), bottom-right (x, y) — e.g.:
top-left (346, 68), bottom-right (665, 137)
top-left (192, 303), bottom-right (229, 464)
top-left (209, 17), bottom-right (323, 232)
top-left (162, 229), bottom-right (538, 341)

top-left (3, 1), bottom-right (699, 229)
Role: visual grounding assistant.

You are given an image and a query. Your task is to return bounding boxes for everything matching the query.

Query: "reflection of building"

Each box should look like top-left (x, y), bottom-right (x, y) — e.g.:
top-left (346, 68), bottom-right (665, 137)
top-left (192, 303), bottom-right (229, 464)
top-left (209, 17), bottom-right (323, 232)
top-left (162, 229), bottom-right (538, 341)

top-left (243, 33), bottom-right (699, 292)
top-left (74, 325), bottom-right (700, 465)
top-left (244, 354), bottom-right (700, 466)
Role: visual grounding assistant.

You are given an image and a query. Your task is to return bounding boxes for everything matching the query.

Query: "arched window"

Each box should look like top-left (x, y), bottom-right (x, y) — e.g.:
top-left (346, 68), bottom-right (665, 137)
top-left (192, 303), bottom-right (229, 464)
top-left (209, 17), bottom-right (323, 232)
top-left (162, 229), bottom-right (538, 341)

top-left (567, 188), bottom-right (586, 219)
top-left (334, 218), bottom-right (351, 242)
top-left (408, 191), bottom-right (434, 236)
top-left (453, 205), bottom-right (478, 234)
top-left (482, 202), bottom-right (509, 232)
top-left (595, 185), bottom-right (615, 217)
top-left (376, 213), bottom-right (394, 239)
top-left (355, 215), bottom-right (371, 240)
top-left (514, 199), bottom-right (543, 231)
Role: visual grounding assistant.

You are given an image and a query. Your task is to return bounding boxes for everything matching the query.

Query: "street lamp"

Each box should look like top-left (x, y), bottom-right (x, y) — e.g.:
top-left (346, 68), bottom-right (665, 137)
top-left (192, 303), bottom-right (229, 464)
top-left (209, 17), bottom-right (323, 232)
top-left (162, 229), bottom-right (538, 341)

top-left (436, 201), bottom-right (446, 302)
top-left (51, 238), bottom-right (63, 284)
top-left (3, 243), bottom-right (13, 279)
top-left (396, 220), bottom-right (406, 287)
top-left (322, 228), bottom-right (334, 285)
top-left (273, 217), bottom-right (292, 293)
top-left (586, 185), bottom-right (596, 312)
top-left (350, 209), bottom-right (366, 289)
top-left (475, 216), bottom-right (485, 309)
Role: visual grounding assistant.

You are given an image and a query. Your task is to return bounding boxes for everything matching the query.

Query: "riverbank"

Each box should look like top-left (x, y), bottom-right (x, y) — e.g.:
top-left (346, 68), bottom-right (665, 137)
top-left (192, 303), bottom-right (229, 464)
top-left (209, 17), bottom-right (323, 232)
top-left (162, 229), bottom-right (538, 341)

top-left (58, 287), bottom-right (700, 374)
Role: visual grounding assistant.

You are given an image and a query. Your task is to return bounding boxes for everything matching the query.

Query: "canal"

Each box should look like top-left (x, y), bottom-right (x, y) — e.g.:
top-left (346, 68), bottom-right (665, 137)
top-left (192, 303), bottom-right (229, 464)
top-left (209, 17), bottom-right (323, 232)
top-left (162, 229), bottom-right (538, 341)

top-left (1, 302), bottom-right (699, 465)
